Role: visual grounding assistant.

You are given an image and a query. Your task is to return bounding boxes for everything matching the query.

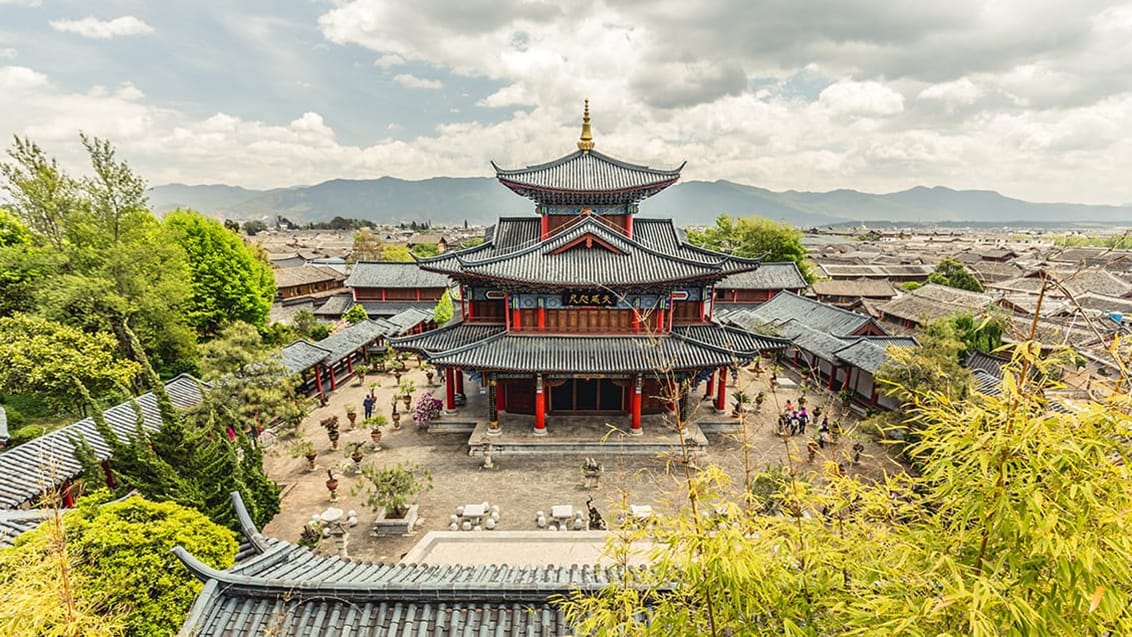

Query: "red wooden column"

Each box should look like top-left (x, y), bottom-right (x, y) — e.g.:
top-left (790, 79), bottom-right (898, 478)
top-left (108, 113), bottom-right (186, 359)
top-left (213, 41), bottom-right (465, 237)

top-left (629, 375), bottom-right (643, 435)
top-left (504, 293), bottom-right (512, 330)
top-left (347, 355), bottom-right (354, 374)
top-left (314, 366), bottom-right (324, 400)
top-left (489, 377), bottom-right (500, 423)
top-left (715, 367), bottom-right (727, 412)
top-left (445, 367), bottom-right (456, 410)
top-left (537, 298), bottom-right (545, 331)
top-left (497, 379), bottom-right (507, 412)
top-left (625, 213), bottom-right (634, 239)
top-left (455, 369), bottom-right (464, 394)
top-left (512, 298), bottom-right (521, 333)
top-left (61, 480), bottom-right (75, 508)
top-left (540, 214), bottom-right (549, 239)
top-left (534, 374), bottom-right (547, 436)
top-left (666, 380), bottom-right (677, 413)
top-left (632, 302), bottom-right (641, 332)
top-left (705, 371), bottom-right (715, 398)
top-left (101, 460), bottom-right (117, 489)
top-left (328, 363), bottom-right (337, 390)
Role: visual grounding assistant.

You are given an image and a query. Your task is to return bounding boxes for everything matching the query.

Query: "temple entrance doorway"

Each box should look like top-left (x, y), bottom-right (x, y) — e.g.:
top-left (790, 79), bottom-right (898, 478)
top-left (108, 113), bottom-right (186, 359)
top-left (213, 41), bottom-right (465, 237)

top-left (549, 379), bottom-right (625, 412)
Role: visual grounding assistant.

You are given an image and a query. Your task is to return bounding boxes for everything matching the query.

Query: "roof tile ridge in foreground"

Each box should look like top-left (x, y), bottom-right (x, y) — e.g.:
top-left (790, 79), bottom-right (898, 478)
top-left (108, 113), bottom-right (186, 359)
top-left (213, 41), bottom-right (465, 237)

top-left (174, 547), bottom-right (624, 600)
top-left (491, 151), bottom-right (583, 176)
top-left (694, 322), bottom-right (792, 349)
top-left (229, 491), bottom-right (271, 556)
top-left (670, 324), bottom-right (788, 356)
top-left (413, 239), bottom-right (494, 268)
top-left (423, 329), bottom-right (508, 358)
top-left (282, 337), bottom-right (333, 355)
top-left (679, 240), bottom-right (766, 266)
top-left (389, 320), bottom-right (498, 348)
top-left (556, 216), bottom-right (747, 270)
top-left (776, 290), bottom-right (876, 323)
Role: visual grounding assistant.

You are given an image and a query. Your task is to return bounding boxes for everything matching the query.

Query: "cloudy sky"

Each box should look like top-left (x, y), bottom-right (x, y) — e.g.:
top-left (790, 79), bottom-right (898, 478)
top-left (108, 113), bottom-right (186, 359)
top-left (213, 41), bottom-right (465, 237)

top-left (3, 0), bottom-right (1132, 205)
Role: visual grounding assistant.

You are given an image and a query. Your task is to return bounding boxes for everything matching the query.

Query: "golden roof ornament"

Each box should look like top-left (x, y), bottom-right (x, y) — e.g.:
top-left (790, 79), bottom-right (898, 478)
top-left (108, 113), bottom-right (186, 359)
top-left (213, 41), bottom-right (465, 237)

top-left (577, 99), bottom-right (595, 152)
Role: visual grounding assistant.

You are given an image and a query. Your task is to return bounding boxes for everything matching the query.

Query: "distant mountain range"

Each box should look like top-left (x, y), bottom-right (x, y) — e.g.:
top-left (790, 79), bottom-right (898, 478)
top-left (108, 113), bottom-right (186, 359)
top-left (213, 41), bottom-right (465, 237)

top-left (147, 178), bottom-right (1132, 228)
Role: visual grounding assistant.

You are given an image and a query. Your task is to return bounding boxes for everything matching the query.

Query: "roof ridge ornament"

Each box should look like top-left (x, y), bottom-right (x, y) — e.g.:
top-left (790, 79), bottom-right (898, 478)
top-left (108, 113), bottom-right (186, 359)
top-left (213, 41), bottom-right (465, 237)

top-left (577, 98), bottom-right (595, 152)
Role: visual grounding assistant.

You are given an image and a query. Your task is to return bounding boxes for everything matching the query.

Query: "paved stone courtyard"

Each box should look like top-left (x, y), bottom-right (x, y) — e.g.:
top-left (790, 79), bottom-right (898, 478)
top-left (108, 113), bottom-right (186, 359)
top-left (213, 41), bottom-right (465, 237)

top-left (261, 362), bottom-right (903, 563)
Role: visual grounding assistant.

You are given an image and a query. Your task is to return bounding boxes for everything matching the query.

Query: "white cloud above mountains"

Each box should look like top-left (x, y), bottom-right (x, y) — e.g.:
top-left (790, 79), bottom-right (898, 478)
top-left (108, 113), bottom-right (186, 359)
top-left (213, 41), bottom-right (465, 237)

top-left (3, 1), bottom-right (1132, 205)
top-left (49, 16), bottom-right (153, 39)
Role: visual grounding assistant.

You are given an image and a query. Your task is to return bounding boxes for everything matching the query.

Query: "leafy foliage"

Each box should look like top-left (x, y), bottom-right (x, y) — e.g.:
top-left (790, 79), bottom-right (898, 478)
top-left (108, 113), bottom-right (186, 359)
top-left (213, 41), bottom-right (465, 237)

top-left (686, 214), bottom-right (816, 283)
top-left (875, 316), bottom-right (973, 409)
top-left (352, 462), bottom-right (433, 518)
top-left (77, 323), bottom-right (280, 530)
top-left (162, 210), bottom-right (275, 336)
top-left (342, 303), bottom-right (369, 325)
top-left (291, 308), bottom-right (330, 341)
top-left (381, 244), bottom-right (413, 262)
top-left (432, 289), bottom-right (454, 326)
top-left (928, 257), bottom-right (985, 292)
top-left (0, 494), bottom-right (237, 637)
top-left (0, 314), bottom-right (140, 415)
top-left (349, 228), bottom-right (384, 262)
top-left (560, 344), bottom-right (1132, 635)
top-left (0, 207), bottom-right (32, 247)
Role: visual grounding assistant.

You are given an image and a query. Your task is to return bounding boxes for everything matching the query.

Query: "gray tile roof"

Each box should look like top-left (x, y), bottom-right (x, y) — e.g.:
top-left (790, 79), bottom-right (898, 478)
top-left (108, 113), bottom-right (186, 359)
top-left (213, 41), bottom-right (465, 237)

top-left (384, 307), bottom-right (433, 333)
top-left (833, 337), bottom-right (918, 373)
top-left (493, 150), bottom-right (682, 202)
top-left (876, 284), bottom-right (992, 325)
top-left (419, 216), bottom-right (761, 288)
top-left (811, 278), bottom-right (897, 299)
top-left (818, 263), bottom-right (935, 279)
top-left (345, 261), bottom-right (451, 289)
top-left (278, 340), bottom-right (333, 374)
top-left (177, 493), bottom-right (643, 637)
top-left (312, 292), bottom-right (353, 316)
top-left (273, 265), bottom-right (345, 289)
top-left (732, 291), bottom-right (881, 337)
top-left (0, 375), bottom-right (206, 509)
top-left (0, 509), bottom-right (50, 547)
top-left (315, 319), bottom-right (397, 362)
top-left (391, 321), bottom-right (506, 353)
top-left (716, 262), bottom-right (807, 290)
top-left (424, 327), bottom-right (783, 374)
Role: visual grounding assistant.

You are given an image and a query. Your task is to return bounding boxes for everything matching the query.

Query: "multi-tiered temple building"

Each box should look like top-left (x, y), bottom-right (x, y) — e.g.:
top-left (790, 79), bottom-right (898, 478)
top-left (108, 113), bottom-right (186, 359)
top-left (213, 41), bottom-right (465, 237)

top-left (393, 102), bottom-right (785, 435)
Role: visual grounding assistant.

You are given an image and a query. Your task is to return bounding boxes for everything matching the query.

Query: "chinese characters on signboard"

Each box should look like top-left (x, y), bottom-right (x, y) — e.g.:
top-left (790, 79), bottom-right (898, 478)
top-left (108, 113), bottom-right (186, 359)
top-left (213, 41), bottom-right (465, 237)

top-left (562, 291), bottom-right (616, 307)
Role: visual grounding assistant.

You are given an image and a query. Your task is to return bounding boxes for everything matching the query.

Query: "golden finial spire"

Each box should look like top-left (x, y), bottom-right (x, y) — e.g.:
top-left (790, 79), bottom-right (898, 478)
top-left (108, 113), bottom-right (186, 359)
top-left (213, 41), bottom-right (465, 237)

top-left (577, 98), bottom-right (595, 152)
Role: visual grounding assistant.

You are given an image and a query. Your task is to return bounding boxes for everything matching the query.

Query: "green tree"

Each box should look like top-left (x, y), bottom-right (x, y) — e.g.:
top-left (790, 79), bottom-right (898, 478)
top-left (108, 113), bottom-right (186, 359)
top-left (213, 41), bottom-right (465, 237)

top-left (0, 493), bottom-right (237, 637)
top-left (432, 289), bottom-right (454, 326)
top-left (163, 210), bottom-right (276, 336)
top-left (0, 136), bottom-right (80, 250)
top-left (875, 316), bottom-right (973, 410)
top-left (349, 228), bottom-right (384, 263)
top-left (0, 208), bottom-right (32, 247)
top-left (410, 242), bottom-right (440, 258)
top-left (686, 214), bottom-right (816, 283)
top-left (900, 280), bottom-right (921, 292)
top-left (560, 343), bottom-right (1132, 635)
top-left (76, 320), bottom-right (281, 530)
top-left (342, 303), bottom-right (369, 325)
top-left (460, 236), bottom-right (485, 249)
top-left (0, 314), bottom-right (140, 415)
top-left (945, 311), bottom-right (1006, 354)
top-left (928, 257), bottom-right (984, 292)
top-left (241, 219), bottom-right (267, 236)
top-left (382, 244), bottom-right (413, 262)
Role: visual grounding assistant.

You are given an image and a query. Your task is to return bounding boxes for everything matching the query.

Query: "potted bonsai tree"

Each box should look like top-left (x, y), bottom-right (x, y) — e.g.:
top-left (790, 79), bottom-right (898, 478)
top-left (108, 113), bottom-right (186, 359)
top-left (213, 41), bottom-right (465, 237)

top-left (732, 391), bottom-right (750, 417)
top-left (325, 468), bottom-right (339, 502)
top-left (390, 404), bottom-right (402, 430)
top-left (365, 414), bottom-right (387, 449)
top-left (399, 379), bottom-right (416, 410)
top-left (320, 416), bottom-right (340, 450)
top-left (422, 363), bottom-right (435, 386)
top-left (356, 363), bottom-right (368, 385)
top-left (352, 462), bottom-right (433, 536)
top-left (345, 404), bottom-right (357, 428)
top-left (289, 438), bottom-right (318, 471)
top-left (348, 441), bottom-right (366, 473)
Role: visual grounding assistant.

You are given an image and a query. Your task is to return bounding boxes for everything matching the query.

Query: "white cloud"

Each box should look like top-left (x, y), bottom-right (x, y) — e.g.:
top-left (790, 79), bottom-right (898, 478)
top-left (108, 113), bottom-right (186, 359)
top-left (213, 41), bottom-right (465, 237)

top-left (918, 78), bottom-right (982, 106)
top-left (373, 54), bottom-right (404, 68)
top-left (0, 0), bottom-right (42, 5)
top-left (818, 81), bottom-right (905, 117)
top-left (0, 48), bottom-right (16, 59)
top-left (393, 73), bottom-right (442, 89)
top-left (49, 16), bottom-right (154, 39)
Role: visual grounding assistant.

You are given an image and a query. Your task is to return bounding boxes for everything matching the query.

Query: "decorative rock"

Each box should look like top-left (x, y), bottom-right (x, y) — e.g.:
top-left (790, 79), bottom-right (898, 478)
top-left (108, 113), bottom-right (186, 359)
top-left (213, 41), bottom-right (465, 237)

top-left (547, 522), bottom-right (557, 531)
top-left (559, 523), bottom-right (568, 531)
top-left (456, 505), bottom-right (465, 516)
top-left (536, 516), bottom-right (547, 528)
top-left (461, 521), bottom-right (472, 531)
top-left (450, 514), bottom-right (459, 525)
top-left (535, 510), bottom-right (545, 521)
top-left (449, 522), bottom-right (459, 531)
top-left (490, 511), bottom-right (500, 522)
top-left (574, 518), bottom-right (585, 530)
top-left (490, 505), bottom-right (500, 515)
top-left (347, 510), bottom-right (357, 518)
top-left (485, 517), bottom-right (496, 530)
top-left (322, 527), bottom-right (331, 538)
top-left (473, 525), bottom-right (482, 532)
